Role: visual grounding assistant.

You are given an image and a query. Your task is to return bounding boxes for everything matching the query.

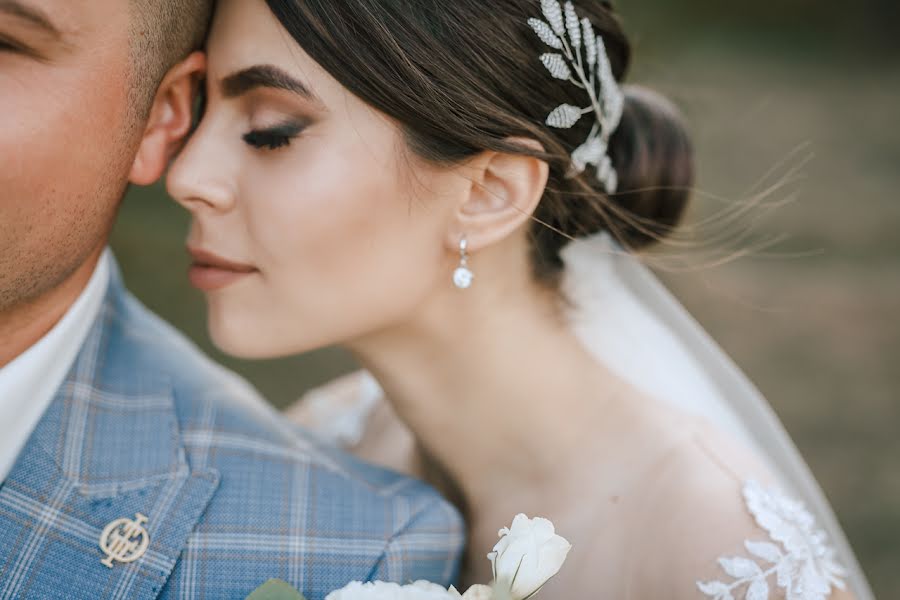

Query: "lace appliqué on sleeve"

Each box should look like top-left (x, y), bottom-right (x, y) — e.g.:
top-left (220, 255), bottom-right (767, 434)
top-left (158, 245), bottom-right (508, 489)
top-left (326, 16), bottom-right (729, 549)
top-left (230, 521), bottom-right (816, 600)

top-left (697, 480), bottom-right (848, 600)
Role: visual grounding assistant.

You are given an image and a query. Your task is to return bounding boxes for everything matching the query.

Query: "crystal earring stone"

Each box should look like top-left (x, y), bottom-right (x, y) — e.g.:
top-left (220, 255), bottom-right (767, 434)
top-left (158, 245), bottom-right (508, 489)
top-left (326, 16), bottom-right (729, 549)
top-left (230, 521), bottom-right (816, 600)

top-left (453, 236), bottom-right (474, 289)
top-left (453, 266), bottom-right (474, 289)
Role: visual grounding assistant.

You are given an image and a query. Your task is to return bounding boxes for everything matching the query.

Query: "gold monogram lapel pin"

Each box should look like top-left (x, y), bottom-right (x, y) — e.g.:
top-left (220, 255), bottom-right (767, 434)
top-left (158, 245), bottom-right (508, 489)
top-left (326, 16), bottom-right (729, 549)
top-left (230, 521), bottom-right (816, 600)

top-left (99, 513), bottom-right (150, 568)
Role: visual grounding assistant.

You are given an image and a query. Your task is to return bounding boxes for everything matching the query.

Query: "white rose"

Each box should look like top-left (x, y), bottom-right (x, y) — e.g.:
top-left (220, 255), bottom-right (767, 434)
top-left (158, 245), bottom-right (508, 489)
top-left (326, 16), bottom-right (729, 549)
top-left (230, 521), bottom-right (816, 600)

top-left (487, 514), bottom-right (572, 599)
top-left (325, 580), bottom-right (455, 600)
top-left (325, 581), bottom-right (400, 600)
top-left (405, 581), bottom-right (458, 599)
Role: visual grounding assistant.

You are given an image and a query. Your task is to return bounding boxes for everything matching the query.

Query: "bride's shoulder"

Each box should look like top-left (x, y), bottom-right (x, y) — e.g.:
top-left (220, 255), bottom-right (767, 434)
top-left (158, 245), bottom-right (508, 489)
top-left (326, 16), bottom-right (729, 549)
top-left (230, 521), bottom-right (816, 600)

top-left (630, 417), bottom-right (853, 600)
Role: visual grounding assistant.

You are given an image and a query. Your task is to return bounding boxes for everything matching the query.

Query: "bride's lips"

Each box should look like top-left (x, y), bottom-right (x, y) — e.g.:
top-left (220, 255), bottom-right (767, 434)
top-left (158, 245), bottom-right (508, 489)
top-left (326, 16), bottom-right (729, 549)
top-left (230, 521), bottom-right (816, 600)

top-left (187, 247), bottom-right (258, 291)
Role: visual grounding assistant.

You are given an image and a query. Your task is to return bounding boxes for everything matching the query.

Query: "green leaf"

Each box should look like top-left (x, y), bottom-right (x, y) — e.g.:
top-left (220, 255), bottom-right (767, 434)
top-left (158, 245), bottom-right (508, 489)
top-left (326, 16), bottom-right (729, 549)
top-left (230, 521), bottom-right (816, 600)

top-left (245, 579), bottom-right (307, 600)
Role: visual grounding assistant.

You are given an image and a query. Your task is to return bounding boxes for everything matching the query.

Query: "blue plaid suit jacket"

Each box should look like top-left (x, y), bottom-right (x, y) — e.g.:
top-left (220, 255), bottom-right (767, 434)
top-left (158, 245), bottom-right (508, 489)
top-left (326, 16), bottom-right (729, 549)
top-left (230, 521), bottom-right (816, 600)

top-left (0, 263), bottom-right (464, 599)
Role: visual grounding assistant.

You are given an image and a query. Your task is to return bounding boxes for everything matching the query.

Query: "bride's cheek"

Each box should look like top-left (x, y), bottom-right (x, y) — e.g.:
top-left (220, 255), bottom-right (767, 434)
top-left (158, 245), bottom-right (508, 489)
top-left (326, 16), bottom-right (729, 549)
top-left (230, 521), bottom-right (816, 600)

top-left (247, 162), bottom-right (361, 287)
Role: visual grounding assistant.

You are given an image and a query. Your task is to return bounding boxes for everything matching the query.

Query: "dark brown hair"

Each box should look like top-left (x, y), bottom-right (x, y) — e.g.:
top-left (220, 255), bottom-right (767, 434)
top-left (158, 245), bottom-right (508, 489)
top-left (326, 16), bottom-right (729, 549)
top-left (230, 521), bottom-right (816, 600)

top-left (266, 0), bottom-right (694, 287)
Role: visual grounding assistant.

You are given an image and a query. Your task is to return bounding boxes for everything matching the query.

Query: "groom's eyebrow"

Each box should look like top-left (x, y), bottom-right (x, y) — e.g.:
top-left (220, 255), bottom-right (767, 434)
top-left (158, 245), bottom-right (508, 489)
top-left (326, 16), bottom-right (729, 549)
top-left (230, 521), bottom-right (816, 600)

top-left (222, 65), bottom-right (323, 105)
top-left (0, 0), bottom-right (61, 38)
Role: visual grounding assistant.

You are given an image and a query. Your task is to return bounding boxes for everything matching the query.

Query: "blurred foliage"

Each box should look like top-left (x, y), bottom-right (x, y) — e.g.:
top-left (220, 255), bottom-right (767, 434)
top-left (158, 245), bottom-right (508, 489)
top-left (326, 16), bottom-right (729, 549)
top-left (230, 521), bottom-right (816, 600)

top-left (620, 1), bottom-right (900, 58)
top-left (110, 3), bottom-right (899, 597)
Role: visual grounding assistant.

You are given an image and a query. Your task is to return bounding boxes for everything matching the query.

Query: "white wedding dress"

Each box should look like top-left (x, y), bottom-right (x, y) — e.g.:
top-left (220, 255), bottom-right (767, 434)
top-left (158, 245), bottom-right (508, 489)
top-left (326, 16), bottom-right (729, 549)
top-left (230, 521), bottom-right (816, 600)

top-left (290, 231), bottom-right (874, 600)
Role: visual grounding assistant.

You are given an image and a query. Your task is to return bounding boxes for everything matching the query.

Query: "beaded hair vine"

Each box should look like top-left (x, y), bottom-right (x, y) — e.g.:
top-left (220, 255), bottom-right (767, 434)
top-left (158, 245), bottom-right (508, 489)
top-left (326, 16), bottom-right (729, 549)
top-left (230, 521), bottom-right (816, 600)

top-left (528, 0), bottom-right (624, 193)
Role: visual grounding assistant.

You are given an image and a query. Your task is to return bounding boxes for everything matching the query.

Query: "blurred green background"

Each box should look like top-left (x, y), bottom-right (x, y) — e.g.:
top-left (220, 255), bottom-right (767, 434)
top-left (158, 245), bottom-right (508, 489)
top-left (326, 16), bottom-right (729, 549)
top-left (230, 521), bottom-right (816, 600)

top-left (111, 2), bottom-right (899, 597)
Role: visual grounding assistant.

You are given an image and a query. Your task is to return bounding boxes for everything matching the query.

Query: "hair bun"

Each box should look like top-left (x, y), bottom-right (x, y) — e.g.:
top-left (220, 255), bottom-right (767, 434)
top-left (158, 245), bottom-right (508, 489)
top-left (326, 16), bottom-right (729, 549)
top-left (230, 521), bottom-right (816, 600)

top-left (606, 85), bottom-right (694, 250)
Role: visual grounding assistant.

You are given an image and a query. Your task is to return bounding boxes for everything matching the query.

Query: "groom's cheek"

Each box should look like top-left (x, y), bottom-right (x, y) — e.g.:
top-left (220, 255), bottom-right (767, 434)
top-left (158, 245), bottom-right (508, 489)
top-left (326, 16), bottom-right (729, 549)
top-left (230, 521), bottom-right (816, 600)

top-left (0, 0), bottom-right (133, 189)
top-left (0, 70), bottom-right (129, 304)
top-left (0, 5), bottom-right (136, 306)
top-left (0, 54), bottom-right (132, 211)
top-left (0, 4), bottom-right (133, 200)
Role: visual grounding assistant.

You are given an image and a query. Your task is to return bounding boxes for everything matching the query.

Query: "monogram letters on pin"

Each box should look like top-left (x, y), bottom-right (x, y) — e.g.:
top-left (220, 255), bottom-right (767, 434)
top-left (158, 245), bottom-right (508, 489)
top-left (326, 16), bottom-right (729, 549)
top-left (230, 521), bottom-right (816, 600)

top-left (99, 513), bottom-right (151, 568)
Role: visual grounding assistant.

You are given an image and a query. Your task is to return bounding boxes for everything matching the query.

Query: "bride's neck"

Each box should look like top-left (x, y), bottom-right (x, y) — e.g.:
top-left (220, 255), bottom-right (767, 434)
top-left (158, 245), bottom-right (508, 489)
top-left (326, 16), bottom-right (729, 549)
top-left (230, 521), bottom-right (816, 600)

top-left (348, 267), bottom-right (619, 517)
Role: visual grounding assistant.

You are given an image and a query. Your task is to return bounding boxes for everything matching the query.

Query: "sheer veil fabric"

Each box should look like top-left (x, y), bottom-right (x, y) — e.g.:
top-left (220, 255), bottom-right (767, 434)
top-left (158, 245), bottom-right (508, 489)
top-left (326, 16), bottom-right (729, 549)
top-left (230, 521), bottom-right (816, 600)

top-left (560, 231), bottom-right (874, 599)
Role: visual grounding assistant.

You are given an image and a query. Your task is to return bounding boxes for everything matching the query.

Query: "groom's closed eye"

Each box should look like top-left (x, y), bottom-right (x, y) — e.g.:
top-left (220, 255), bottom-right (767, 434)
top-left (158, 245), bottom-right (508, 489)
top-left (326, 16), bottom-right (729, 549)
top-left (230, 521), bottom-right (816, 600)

top-left (0, 36), bottom-right (19, 51)
top-left (0, 0), bottom-right (59, 35)
top-left (0, 0), bottom-right (70, 61)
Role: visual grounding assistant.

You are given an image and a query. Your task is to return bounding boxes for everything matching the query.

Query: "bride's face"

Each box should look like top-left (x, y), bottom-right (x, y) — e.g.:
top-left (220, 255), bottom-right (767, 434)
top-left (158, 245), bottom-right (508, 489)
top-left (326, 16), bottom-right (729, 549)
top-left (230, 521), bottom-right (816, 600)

top-left (167, 0), bottom-right (469, 358)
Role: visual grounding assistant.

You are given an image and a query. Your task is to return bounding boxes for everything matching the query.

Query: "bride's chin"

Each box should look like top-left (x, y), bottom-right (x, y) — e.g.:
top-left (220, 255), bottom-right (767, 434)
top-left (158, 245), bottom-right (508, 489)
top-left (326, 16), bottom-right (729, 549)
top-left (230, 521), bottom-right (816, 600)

top-left (209, 334), bottom-right (269, 360)
top-left (204, 310), bottom-right (321, 361)
top-left (205, 312), bottom-right (274, 360)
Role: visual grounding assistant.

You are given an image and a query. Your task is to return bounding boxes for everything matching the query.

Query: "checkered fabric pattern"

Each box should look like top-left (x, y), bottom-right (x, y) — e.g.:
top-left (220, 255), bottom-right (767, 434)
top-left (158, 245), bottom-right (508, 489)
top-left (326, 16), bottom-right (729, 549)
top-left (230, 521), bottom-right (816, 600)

top-left (0, 263), bottom-right (465, 599)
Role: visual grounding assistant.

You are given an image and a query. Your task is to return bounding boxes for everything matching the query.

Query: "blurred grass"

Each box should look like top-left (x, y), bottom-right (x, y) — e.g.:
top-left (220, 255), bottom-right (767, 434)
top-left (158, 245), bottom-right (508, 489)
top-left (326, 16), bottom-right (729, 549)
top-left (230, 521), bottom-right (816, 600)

top-left (111, 7), bottom-right (899, 597)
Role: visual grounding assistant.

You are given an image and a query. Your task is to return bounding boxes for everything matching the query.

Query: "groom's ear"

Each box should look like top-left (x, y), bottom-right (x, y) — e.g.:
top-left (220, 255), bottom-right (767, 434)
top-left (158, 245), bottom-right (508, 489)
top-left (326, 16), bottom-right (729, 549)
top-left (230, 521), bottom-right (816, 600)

top-left (129, 51), bottom-right (206, 186)
top-left (446, 138), bottom-right (549, 252)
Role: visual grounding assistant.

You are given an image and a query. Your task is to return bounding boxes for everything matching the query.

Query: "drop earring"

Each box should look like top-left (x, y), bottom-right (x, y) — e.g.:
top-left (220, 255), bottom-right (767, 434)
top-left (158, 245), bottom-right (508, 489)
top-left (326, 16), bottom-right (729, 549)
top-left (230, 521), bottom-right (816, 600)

top-left (453, 236), bottom-right (474, 289)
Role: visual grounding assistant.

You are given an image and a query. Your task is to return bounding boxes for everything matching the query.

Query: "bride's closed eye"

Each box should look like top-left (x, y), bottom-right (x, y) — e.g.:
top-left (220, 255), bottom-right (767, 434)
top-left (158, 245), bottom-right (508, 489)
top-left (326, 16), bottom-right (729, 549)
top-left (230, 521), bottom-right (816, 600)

top-left (243, 121), bottom-right (307, 151)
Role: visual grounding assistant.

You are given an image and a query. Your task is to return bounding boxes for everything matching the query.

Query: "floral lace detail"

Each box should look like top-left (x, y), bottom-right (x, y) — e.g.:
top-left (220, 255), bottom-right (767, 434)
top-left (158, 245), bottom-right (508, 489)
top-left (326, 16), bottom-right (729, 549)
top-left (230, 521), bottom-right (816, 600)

top-left (697, 480), bottom-right (848, 600)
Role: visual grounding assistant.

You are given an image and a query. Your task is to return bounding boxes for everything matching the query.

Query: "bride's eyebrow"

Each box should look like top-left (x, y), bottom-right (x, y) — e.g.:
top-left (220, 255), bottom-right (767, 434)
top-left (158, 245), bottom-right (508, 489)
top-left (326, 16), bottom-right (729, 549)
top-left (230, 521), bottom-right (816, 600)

top-left (221, 64), bottom-right (324, 107)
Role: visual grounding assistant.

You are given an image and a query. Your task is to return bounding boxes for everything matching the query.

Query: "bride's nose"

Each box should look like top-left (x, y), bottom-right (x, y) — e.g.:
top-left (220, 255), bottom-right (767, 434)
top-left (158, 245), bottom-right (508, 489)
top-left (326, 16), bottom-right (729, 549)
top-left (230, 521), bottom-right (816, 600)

top-left (167, 123), bottom-right (237, 214)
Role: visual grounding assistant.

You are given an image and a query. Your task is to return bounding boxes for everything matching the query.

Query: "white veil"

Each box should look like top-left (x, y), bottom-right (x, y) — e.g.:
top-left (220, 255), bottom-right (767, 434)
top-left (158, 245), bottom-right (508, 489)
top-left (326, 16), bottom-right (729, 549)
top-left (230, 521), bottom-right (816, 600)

top-left (559, 230), bottom-right (874, 600)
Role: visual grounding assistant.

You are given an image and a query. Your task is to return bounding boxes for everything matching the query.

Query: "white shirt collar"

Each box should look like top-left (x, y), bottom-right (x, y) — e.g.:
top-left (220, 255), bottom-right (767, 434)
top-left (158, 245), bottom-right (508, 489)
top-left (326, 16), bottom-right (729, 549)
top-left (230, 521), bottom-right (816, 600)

top-left (0, 249), bottom-right (112, 484)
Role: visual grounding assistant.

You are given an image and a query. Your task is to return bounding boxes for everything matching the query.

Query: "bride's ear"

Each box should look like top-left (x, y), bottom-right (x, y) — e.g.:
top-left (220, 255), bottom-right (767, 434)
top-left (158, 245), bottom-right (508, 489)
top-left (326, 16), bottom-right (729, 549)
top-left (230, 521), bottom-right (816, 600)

top-left (129, 51), bottom-right (206, 186)
top-left (447, 138), bottom-right (549, 252)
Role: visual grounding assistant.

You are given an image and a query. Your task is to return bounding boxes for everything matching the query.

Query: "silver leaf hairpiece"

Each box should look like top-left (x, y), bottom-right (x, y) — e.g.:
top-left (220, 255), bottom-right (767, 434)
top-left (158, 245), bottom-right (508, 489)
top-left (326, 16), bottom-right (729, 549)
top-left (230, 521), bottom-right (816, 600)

top-left (529, 0), bottom-right (624, 193)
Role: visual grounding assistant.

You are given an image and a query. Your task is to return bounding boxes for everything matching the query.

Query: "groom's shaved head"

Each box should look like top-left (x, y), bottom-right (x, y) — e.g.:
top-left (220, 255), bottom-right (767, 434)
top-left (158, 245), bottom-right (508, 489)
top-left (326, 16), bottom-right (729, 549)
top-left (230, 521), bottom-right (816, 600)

top-left (128, 0), bottom-right (214, 116)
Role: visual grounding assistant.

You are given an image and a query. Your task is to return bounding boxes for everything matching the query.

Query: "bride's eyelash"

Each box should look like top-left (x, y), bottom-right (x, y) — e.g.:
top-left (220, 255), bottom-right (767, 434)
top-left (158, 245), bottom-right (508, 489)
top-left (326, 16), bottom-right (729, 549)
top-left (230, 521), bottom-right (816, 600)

top-left (243, 122), bottom-right (307, 151)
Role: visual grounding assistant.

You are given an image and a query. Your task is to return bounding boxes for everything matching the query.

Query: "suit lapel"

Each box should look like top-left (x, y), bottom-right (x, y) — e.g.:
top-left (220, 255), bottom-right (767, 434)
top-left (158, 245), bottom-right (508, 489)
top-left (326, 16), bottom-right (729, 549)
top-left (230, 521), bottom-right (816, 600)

top-left (0, 269), bottom-right (219, 600)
